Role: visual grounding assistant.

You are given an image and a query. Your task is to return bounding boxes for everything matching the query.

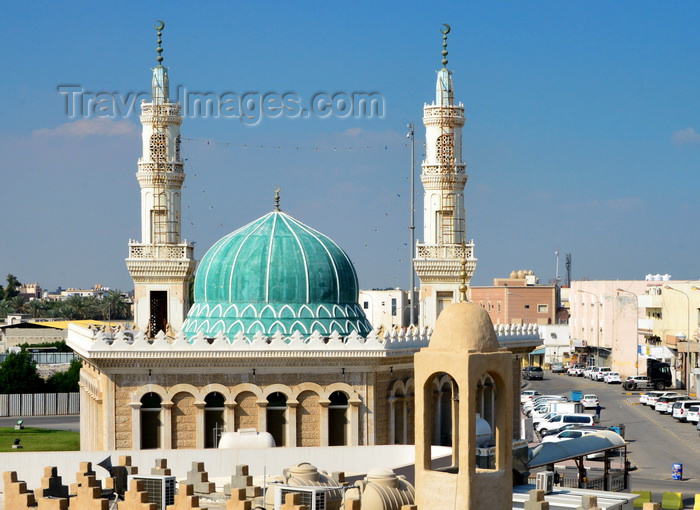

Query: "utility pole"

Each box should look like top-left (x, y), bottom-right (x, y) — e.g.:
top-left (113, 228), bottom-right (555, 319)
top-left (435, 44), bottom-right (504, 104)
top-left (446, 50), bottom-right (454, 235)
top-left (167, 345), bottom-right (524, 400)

top-left (408, 122), bottom-right (416, 326)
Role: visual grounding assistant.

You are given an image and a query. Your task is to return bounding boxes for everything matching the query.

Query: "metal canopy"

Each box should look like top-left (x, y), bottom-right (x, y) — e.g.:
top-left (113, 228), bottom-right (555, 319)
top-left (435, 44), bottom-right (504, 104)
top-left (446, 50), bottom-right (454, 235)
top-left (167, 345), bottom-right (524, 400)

top-left (528, 430), bottom-right (626, 468)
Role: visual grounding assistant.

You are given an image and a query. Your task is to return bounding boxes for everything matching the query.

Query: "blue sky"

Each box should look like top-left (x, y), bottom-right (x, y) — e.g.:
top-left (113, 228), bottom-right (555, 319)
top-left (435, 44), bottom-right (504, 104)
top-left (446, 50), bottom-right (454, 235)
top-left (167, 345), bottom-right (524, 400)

top-left (2, 2), bottom-right (700, 292)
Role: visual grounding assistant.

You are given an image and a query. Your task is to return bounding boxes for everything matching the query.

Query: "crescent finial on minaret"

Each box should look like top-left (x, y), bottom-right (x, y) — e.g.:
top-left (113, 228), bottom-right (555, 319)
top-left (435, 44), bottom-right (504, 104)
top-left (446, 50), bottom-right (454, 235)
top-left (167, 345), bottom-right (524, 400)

top-left (440, 23), bottom-right (451, 68)
top-left (155, 20), bottom-right (165, 65)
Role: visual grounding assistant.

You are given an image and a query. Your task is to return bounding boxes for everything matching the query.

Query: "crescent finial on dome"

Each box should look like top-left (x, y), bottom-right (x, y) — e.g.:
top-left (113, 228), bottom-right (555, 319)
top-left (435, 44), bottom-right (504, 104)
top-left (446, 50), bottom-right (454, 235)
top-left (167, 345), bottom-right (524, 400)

top-left (440, 23), bottom-right (451, 68)
top-left (274, 185), bottom-right (281, 211)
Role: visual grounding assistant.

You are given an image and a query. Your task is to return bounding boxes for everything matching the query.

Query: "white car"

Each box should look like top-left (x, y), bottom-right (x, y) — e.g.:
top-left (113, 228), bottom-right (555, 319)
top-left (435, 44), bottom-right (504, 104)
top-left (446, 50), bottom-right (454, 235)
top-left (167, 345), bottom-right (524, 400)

top-left (654, 395), bottom-right (688, 414)
top-left (604, 372), bottom-right (621, 384)
top-left (687, 405), bottom-right (700, 424)
top-left (521, 390), bottom-right (541, 404)
top-left (523, 395), bottom-right (567, 414)
top-left (532, 411), bottom-right (559, 429)
top-left (640, 391), bottom-right (662, 406)
top-left (671, 400), bottom-right (700, 421)
top-left (647, 391), bottom-right (680, 408)
top-left (581, 394), bottom-right (599, 409)
top-left (593, 367), bottom-right (612, 381)
top-left (537, 414), bottom-right (597, 436)
top-left (583, 366), bottom-right (599, 379)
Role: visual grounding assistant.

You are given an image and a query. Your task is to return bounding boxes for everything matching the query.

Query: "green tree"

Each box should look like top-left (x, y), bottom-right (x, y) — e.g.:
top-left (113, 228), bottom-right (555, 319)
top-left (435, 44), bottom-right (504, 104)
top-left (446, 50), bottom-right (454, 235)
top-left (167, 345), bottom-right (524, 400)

top-left (0, 300), bottom-right (11, 319)
top-left (4, 274), bottom-right (21, 300)
top-left (101, 291), bottom-right (131, 320)
top-left (0, 351), bottom-right (46, 394)
top-left (46, 359), bottom-right (81, 393)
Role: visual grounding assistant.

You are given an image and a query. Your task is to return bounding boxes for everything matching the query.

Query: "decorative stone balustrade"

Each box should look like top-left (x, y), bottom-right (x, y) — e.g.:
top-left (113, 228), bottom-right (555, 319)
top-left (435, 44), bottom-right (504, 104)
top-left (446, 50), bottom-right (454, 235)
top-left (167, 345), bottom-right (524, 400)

top-left (128, 242), bottom-right (194, 260)
top-left (422, 106), bottom-right (465, 118)
top-left (415, 243), bottom-right (474, 260)
top-left (67, 321), bottom-right (541, 359)
top-left (140, 104), bottom-right (182, 117)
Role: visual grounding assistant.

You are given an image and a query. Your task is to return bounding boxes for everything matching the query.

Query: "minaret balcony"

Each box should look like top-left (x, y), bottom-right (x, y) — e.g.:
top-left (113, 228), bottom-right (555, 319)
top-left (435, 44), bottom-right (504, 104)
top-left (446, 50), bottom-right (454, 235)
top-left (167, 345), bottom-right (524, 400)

top-left (128, 241), bottom-right (194, 261)
top-left (421, 164), bottom-right (466, 175)
top-left (137, 161), bottom-right (184, 173)
top-left (416, 242), bottom-right (474, 260)
top-left (140, 103), bottom-right (182, 117)
top-left (423, 105), bottom-right (465, 118)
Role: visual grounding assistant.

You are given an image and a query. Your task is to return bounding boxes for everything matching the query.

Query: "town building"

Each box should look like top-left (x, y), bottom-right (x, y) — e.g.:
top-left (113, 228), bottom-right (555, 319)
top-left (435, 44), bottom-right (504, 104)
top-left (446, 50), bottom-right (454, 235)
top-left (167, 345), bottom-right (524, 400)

top-left (470, 270), bottom-right (558, 326)
top-left (358, 288), bottom-right (416, 331)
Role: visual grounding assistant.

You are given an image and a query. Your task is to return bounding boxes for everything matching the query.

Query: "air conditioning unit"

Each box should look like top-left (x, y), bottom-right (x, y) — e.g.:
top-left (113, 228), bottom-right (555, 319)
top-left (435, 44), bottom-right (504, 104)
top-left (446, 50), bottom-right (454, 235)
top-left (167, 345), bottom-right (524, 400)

top-left (536, 471), bottom-right (555, 494)
top-left (273, 485), bottom-right (342, 510)
top-left (127, 475), bottom-right (176, 510)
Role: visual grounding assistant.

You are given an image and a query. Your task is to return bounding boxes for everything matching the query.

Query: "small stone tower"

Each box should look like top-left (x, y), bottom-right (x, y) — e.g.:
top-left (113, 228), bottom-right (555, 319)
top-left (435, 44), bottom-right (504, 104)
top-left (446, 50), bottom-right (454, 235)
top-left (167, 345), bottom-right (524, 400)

top-left (126, 21), bottom-right (196, 336)
top-left (414, 301), bottom-right (513, 509)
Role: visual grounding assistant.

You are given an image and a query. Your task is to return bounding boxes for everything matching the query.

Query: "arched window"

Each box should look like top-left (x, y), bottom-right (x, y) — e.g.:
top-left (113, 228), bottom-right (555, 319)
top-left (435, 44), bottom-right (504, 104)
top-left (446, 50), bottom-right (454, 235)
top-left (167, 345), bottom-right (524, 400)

top-left (328, 391), bottom-right (349, 446)
top-left (393, 392), bottom-right (405, 444)
top-left (476, 374), bottom-right (496, 442)
top-left (140, 392), bottom-right (162, 449)
top-left (426, 373), bottom-right (459, 473)
top-left (204, 392), bottom-right (225, 448)
top-left (266, 392), bottom-right (287, 447)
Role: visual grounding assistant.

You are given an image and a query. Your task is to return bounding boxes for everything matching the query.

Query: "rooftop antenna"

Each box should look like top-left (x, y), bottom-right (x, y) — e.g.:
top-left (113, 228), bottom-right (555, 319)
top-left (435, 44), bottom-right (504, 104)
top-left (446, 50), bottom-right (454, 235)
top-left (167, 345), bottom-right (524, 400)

top-left (555, 247), bottom-right (560, 285)
top-left (565, 253), bottom-right (572, 287)
top-left (154, 20), bottom-right (165, 66)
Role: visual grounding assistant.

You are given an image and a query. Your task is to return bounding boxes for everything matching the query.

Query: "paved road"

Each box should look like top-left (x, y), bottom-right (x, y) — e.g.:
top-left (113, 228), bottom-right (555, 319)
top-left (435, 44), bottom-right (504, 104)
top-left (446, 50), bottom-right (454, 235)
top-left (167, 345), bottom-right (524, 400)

top-left (0, 415), bottom-right (79, 432)
top-left (525, 372), bottom-right (700, 505)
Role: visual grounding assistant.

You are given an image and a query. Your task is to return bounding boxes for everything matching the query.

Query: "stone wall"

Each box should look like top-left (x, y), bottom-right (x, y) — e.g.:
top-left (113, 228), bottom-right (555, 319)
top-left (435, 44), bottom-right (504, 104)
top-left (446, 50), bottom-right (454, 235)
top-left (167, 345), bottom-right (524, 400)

top-left (172, 392), bottom-right (196, 449)
top-left (296, 391), bottom-right (320, 447)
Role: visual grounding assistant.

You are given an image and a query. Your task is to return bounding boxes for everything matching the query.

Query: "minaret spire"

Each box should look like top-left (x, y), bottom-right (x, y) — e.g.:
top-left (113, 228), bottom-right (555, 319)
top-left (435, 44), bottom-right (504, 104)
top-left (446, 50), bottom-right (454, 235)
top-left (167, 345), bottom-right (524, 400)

top-left (152, 20), bottom-right (169, 105)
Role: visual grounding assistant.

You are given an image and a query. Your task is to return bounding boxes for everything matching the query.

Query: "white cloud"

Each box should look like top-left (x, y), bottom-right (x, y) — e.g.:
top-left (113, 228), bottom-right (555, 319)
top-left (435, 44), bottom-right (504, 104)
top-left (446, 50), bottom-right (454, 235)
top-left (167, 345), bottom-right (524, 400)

top-left (671, 127), bottom-right (700, 146)
top-left (33, 118), bottom-right (138, 137)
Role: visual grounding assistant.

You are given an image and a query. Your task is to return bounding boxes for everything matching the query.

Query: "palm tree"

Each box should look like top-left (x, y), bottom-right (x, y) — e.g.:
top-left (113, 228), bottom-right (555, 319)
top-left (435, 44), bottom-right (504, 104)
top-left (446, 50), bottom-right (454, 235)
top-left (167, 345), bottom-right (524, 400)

top-left (101, 291), bottom-right (132, 320)
top-left (9, 296), bottom-right (25, 314)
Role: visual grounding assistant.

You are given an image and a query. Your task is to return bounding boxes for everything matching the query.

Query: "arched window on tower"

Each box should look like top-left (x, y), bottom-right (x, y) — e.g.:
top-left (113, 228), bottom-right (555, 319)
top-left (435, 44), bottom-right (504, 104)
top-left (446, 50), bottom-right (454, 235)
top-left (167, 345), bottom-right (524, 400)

top-left (426, 373), bottom-right (459, 473)
top-left (204, 392), bottom-right (226, 448)
top-left (150, 132), bottom-right (167, 162)
top-left (266, 392), bottom-right (287, 447)
top-left (436, 134), bottom-right (454, 166)
top-left (140, 392), bottom-right (162, 449)
top-left (476, 373), bottom-right (496, 437)
top-left (328, 391), bottom-right (349, 446)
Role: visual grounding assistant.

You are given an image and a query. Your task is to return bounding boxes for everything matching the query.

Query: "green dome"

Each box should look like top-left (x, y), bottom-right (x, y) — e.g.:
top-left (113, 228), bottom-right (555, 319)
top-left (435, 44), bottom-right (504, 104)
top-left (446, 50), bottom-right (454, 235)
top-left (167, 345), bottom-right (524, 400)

top-left (182, 210), bottom-right (372, 338)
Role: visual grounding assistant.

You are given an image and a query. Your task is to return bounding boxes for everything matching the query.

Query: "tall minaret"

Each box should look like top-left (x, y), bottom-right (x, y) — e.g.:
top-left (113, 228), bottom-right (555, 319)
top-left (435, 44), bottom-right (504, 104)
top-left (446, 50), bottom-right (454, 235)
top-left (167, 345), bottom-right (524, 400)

top-left (126, 21), bottom-right (196, 336)
top-left (414, 24), bottom-right (477, 329)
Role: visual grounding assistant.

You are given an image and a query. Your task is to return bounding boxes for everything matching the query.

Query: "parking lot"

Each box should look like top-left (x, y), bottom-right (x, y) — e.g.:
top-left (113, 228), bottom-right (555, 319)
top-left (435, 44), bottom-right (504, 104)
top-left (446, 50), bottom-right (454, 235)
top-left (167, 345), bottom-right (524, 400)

top-left (523, 369), bottom-right (700, 499)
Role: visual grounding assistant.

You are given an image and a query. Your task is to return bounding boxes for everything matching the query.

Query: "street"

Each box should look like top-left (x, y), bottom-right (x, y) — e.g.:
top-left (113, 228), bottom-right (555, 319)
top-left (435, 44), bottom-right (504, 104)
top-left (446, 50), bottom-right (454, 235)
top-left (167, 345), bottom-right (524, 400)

top-left (0, 415), bottom-right (80, 432)
top-left (525, 371), bottom-right (700, 504)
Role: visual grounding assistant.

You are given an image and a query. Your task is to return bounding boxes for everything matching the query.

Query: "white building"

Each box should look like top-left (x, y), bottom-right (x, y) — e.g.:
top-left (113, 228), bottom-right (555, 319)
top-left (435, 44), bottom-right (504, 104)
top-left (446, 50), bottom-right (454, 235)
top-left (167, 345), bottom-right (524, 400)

top-left (537, 324), bottom-right (571, 365)
top-left (358, 289), bottom-right (417, 331)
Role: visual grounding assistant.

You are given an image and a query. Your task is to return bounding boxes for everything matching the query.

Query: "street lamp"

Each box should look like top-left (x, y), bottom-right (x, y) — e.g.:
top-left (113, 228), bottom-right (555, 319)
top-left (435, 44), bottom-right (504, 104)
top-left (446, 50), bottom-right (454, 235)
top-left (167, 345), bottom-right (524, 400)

top-left (616, 288), bottom-right (640, 375)
top-left (664, 285), bottom-right (691, 390)
top-left (407, 122), bottom-right (416, 327)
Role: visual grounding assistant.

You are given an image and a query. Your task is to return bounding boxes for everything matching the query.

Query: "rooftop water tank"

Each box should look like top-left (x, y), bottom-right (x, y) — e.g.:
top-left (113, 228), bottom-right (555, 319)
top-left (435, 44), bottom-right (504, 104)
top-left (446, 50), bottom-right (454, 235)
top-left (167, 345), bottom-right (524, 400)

top-left (353, 468), bottom-right (415, 510)
top-left (218, 428), bottom-right (275, 449)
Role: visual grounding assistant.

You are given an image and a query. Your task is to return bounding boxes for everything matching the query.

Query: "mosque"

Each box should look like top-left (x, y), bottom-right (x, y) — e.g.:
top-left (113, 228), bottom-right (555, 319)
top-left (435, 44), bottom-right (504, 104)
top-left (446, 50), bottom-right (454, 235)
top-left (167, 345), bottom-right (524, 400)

top-left (66, 23), bottom-right (539, 453)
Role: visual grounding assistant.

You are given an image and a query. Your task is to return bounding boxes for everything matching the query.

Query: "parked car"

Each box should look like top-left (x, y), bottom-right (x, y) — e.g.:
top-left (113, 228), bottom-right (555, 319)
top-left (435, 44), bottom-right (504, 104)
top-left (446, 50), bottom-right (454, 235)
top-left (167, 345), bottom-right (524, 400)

top-left (523, 366), bottom-right (544, 380)
top-left (640, 391), bottom-right (662, 406)
top-left (604, 372), bottom-right (621, 384)
top-left (687, 405), bottom-right (700, 424)
top-left (523, 395), bottom-right (567, 414)
top-left (583, 366), bottom-right (599, 379)
top-left (525, 397), bottom-right (568, 416)
top-left (671, 400), bottom-right (700, 422)
top-left (654, 395), bottom-right (689, 414)
top-left (541, 427), bottom-right (606, 443)
top-left (532, 411), bottom-right (559, 429)
top-left (567, 364), bottom-right (585, 376)
top-left (647, 391), bottom-right (680, 408)
top-left (551, 362), bottom-right (566, 373)
top-left (521, 390), bottom-right (541, 404)
top-left (537, 413), bottom-right (598, 436)
top-left (623, 375), bottom-right (650, 391)
top-left (593, 367), bottom-right (612, 381)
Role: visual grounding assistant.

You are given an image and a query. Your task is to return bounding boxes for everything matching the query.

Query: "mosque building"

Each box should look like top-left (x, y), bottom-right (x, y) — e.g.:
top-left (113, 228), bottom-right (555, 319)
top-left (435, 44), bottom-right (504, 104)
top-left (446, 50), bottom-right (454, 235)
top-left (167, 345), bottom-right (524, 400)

top-left (66, 23), bottom-right (538, 453)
